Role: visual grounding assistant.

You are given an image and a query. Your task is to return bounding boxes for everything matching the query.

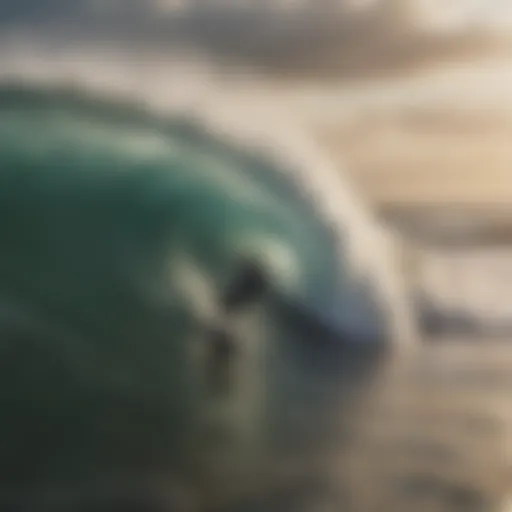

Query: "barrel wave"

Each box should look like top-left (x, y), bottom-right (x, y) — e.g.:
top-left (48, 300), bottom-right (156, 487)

top-left (0, 83), bottom-right (396, 510)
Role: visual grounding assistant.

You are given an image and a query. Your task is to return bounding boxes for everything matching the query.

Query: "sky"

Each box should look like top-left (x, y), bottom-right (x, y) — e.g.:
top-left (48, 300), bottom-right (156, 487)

top-left (0, 0), bottom-right (509, 81)
top-left (416, 0), bottom-right (512, 29)
top-left (435, 0), bottom-right (512, 29)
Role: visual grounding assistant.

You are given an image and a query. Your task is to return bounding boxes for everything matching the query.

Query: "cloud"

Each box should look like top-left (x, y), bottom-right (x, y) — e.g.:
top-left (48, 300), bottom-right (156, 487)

top-left (0, 0), bottom-right (506, 80)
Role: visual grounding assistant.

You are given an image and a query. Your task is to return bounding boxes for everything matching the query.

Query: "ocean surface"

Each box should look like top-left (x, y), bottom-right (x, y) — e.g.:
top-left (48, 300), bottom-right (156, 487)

top-left (0, 75), bottom-right (509, 512)
top-left (0, 82), bottom-right (393, 510)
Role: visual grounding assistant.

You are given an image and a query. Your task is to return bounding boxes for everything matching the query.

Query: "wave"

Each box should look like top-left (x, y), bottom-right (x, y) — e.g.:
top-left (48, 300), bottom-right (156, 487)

top-left (0, 76), bottom-right (418, 508)
top-left (0, 80), bottom-right (397, 343)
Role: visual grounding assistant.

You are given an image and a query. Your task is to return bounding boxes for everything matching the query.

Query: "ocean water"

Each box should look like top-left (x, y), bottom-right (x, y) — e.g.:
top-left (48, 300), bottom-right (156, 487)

top-left (0, 83), bottom-right (391, 510)
top-left (0, 81), bottom-right (508, 512)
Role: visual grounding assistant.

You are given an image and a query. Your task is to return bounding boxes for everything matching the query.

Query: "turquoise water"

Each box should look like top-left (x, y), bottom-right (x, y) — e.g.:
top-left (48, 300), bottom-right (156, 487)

top-left (0, 84), bottom-right (384, 339)
top-left (0, 84), bottom-right (388, 500)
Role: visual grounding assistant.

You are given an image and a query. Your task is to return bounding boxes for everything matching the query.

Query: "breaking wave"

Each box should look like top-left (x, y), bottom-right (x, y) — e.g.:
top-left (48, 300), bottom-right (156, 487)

top-left (0, 82), bottom-right (390, 345)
